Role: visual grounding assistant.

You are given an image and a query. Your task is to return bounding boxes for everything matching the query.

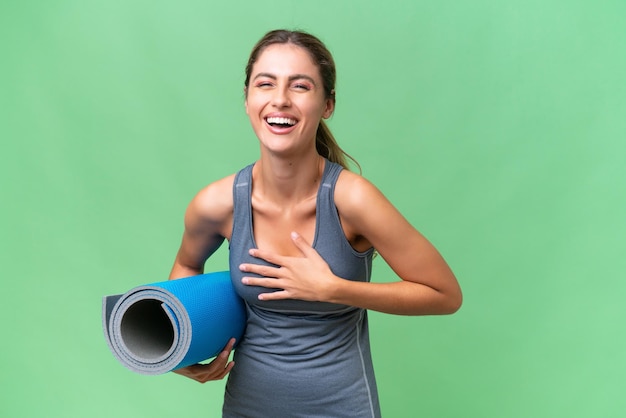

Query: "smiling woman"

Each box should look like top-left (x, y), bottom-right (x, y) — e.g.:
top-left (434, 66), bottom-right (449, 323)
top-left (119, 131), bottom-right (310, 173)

top-left (167, 29), bottom-right (462, 418)
top-left (245, 42), bottom-right (336, 162)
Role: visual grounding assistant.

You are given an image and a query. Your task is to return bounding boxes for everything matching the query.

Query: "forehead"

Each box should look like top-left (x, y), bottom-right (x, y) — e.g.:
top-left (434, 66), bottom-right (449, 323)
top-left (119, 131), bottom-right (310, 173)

top-left (252, 43), bottom-right (320, 79)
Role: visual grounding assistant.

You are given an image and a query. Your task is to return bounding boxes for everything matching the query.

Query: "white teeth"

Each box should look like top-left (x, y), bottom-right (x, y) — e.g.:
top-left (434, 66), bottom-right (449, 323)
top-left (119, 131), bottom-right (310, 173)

top-left (266, 117), bottom-right (297, 126)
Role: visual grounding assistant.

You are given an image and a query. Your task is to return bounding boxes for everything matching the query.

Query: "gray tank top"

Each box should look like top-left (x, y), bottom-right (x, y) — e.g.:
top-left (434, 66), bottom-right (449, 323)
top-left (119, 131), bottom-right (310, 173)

top-left (223, 160), bottom-right (381, 417)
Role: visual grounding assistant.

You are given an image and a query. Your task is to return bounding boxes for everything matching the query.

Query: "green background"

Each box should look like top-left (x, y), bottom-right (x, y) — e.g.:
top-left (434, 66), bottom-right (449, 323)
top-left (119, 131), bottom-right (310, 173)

top-left (1, 0), bottom-right (624, 417)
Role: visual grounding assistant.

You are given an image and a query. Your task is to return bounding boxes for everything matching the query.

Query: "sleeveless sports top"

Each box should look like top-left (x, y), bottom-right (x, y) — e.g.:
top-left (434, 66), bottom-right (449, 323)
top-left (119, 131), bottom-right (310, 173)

top-left (223, 159), bottom-right (381, 418)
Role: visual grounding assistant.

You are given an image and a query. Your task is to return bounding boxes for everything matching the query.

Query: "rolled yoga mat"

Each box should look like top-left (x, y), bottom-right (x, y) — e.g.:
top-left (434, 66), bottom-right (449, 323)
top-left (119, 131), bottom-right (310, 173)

top-left (103, 271), bottom-right (246, 375)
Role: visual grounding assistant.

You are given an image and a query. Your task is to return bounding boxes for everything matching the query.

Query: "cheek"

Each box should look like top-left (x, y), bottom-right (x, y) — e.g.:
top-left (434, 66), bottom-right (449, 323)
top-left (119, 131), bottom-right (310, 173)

top-left (245, 100), bottom-right (261, 120)
top-left (245, 94), bottom-right (265, 115)
top-left (298, 97), bottom-right (326, 119)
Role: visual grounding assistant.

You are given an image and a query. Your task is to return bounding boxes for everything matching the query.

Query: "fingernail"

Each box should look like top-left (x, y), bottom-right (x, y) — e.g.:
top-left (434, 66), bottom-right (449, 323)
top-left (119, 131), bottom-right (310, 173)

top-left (291, 231), bottom-right (299, 239)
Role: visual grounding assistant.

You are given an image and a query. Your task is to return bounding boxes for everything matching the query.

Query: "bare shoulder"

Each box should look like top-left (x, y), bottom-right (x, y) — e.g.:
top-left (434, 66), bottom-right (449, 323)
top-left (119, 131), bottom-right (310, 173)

top-left (186, 173), bottom-right (236, 228)
top-left (173, 173), bottom-right (237, 272)
top-left (334, 170), bottom-right (387, 217)
top-left (334, 169), bottom-right (413, 243)
top-left (333, 169), bottom-right (395, 249)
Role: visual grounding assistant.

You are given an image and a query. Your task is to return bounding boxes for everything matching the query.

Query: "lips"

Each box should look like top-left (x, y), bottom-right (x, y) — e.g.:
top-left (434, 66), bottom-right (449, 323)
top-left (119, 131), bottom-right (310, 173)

top-left (264, 114), bottom-right (299, 134)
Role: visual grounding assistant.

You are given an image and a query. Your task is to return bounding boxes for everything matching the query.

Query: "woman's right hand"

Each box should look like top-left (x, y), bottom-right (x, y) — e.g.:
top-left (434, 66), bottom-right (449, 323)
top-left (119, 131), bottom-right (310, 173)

top-left (173, 338), bottom-right (237, 383)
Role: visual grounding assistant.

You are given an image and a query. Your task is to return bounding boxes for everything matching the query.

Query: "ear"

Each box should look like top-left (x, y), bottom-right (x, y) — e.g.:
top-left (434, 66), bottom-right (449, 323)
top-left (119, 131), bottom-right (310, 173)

top-left (244, 87), bottom-right (249, 115)
top-left (322, 96), bottom-right (335, 119)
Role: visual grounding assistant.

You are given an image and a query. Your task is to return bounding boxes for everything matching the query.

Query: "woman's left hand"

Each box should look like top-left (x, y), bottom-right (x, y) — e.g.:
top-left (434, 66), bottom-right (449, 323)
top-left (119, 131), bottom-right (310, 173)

top-left (240, 231), bottom-right (339, 302)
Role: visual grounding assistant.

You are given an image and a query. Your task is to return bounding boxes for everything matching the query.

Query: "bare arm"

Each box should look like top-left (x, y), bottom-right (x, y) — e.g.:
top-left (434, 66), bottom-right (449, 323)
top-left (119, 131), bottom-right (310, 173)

top-left (240, 171), bottom-right (462, 316)
top-left (169, 175), bottom-right (235, 280)
top-left (169, 175), bottom-right (237, 383)
top-left (327, 171), bottom-right (462, 315)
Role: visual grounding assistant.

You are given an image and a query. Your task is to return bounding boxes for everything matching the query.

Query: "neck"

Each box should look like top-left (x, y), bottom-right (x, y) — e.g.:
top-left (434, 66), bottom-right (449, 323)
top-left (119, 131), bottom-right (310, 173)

top-left (253, 151), bottom-right (325, 205)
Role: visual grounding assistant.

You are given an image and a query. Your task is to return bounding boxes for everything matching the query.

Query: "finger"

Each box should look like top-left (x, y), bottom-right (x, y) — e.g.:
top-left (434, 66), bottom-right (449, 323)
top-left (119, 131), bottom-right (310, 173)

top-left (194, 361), bottom-right (234, 383)
top-left (216, 337), bottom-right (236, 354)
top-left (241, 276), bottom-right (284, 289)
top-left (197, 360), bottom-right (234, 382)
top-left (181, 364), bottom-right (217, 383)
top-left (209, 338), bottom-right (235, 368)
top-left (175, 360), bottom-right (234, 383)
top-left (214, 360), bottom-right (235, 380)
top-left (239, 262), bottom-right (281, 278)
top-left (258, 290), bottom-right (290, 301)
top-left (194, 340), bottom-right (237, 382)
top-left (290, 231), bottom-right (317, 257)
top-left (248, 247), bottom-right (286, 266)
top-left (224, 337), bottom-right (237, 351)
top-left (241, 277), bottom-right (285, 290)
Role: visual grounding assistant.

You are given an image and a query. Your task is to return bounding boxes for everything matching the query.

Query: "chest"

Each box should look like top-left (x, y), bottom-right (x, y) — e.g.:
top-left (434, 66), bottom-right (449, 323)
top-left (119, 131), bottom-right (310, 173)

top-left (251, 197), bottom-right (317, 257)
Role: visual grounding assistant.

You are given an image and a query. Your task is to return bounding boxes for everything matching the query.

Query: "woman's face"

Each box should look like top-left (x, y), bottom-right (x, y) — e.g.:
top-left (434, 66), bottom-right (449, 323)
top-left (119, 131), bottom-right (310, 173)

top-left (245, 43), bottom-right (334, 157)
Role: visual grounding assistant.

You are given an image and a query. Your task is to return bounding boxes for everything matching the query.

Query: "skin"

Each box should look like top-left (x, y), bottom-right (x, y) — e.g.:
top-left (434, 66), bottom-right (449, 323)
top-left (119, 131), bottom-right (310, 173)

top-left (169, 43), bottom-right (462, 383)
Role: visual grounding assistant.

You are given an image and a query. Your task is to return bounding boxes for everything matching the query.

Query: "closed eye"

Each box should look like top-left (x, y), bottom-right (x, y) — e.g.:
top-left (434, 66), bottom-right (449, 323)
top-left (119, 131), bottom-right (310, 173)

top-left (255, 81), bottom-right (274, 88)
top-left (293, 81), bottom-right (312, 90)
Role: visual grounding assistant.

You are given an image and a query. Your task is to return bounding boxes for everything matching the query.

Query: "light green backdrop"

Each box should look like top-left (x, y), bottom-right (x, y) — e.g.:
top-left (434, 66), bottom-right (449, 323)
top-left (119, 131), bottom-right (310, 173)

top-left (1, 1), bottom-right (624, 417)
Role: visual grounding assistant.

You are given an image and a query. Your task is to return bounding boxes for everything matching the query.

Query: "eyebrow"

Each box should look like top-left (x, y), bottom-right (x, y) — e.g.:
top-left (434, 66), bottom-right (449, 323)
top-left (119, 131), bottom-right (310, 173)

top-left (252, 72), bottom-right (317, 86)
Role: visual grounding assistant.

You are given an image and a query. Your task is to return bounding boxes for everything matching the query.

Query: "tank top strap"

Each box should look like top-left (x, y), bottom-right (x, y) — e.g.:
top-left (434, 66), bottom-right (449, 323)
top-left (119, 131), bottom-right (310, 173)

top-left (232, 163), bottom-right (254, 242)
top-left (318, 159), bottom-right (343, 207)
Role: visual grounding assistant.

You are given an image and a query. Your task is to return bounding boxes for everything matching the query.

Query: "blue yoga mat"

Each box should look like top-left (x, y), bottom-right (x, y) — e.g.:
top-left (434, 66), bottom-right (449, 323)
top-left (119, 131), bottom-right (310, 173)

top-left (102, 271), bottom-right (246, 375)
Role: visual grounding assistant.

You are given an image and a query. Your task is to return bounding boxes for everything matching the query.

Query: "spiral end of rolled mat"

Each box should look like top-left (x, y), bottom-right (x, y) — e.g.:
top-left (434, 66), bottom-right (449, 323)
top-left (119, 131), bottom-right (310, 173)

top-left (102, 271), bottom-right (246, 375)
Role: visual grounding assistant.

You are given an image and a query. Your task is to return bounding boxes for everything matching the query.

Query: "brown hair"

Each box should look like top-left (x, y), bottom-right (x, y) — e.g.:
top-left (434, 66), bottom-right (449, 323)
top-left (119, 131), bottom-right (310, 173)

top-left (244, 29), bottom-right (360, 171)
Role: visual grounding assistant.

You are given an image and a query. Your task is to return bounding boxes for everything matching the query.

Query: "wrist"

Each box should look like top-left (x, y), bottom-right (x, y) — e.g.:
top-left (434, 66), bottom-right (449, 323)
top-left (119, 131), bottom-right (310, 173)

top-left (324, 273), bottom-right (346, 304)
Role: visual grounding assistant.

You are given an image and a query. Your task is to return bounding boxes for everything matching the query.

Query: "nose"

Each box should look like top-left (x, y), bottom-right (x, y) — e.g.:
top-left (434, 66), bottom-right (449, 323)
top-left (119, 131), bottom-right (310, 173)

top-left (271, 85), bottom-right (291, 108)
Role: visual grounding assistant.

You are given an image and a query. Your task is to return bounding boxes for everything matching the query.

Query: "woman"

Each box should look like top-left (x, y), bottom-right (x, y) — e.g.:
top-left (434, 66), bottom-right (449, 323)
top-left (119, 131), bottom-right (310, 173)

top-left (169, 29), bottom-right (462, 417)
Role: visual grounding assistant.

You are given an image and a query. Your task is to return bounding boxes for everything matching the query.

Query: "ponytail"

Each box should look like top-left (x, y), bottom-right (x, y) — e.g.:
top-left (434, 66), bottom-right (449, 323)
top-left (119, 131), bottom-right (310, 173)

top-left (316, 120), bottom-right (360, 173)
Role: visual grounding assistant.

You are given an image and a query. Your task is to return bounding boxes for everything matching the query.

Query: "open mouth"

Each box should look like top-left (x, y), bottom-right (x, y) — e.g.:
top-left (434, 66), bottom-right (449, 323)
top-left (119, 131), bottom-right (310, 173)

top-left (265, 116), bottom-right (298, 128)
